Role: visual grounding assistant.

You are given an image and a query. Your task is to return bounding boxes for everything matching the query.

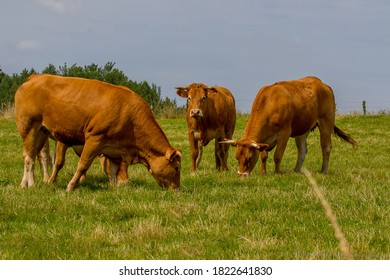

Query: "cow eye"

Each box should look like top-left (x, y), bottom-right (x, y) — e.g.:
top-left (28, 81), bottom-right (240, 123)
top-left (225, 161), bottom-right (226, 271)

top-left (188, 97), bottom-right (191, 102)
top-left (202, 96), bottom-right (207, 101)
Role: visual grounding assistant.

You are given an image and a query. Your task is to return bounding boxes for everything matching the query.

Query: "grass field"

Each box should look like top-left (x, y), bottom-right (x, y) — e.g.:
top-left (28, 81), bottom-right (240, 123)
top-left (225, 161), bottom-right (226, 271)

top-left (0, 114), bottom-right (389, 260)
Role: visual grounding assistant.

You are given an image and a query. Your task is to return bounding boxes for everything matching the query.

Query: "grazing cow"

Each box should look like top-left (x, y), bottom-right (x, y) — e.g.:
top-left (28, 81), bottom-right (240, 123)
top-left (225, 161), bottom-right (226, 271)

top-left (221, 76), bottom-right (357, 175)
top-left (47, 141), bottom-right (129, 184)
top-left (15, 74), bottom-right (181, 191)
top-left (176, 83), bottom-right (236, 172)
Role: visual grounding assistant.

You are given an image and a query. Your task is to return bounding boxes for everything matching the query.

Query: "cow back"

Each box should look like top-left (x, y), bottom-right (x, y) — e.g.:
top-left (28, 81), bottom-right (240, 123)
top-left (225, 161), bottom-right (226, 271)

top-left (204, 86), bottom-right (236, 131)
top-left (245, 76), bottom-right (335, 139)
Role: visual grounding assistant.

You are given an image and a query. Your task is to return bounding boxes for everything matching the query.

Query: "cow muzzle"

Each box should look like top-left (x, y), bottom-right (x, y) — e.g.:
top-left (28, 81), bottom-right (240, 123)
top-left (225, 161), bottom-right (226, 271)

top-left (167, 184), bottom-right (180, 192)
top-left (237, 171), bottom-right (250, 177)
top-left (190, 109), bottom-right (203, 118)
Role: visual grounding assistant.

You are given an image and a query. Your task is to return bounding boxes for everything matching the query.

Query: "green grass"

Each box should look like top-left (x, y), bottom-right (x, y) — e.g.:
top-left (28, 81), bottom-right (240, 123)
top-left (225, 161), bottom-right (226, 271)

top-left (0, 115), bottom-right (389, 259)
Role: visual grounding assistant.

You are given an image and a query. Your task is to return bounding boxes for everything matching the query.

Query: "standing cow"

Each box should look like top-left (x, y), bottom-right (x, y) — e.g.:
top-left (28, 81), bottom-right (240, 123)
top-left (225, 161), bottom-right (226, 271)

top-left (176, 83), bottom-right (236, 172)
top-left (221, 76), bottom-right (356, 175)
top-left (15, 74), bottom-right (181, 191)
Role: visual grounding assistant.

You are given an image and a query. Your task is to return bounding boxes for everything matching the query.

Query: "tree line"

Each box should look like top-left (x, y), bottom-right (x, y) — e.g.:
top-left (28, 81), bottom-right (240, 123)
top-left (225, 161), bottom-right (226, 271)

top-left (0, 62), bottom-right (185, 118)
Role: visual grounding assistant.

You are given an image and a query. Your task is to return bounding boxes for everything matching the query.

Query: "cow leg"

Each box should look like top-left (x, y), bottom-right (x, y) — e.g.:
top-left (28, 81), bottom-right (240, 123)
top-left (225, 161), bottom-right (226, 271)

top-left (99, 156), bottom-right (128, 184)
top-left (21, 143), bottom-right (36, 188)
top-left (273, 129), bottom-right (291, 174)
top-left (221, 142), bottom-right (230, 171)
top-left (48, 142), bottom-right (68, 183)
top-left (117, 162), bottom-right (129, 184)
top-left (99, 155), bottom-right (111, 179)
top-left (99, 156), bottom-right (120, 185)
top-left (72, 146), bottom-right (87, 182)
top-left (66, 139), bottom-right (101, 192)
top-left (189, 132), bottom-right (197, 172)
top-left (20, 124), bottom-right (37, 188)
top-left (260, 150), bottom-right (268, 174)
top-left (215, 145), bottom-right (223, 171)
top-left (294, 132), bottom-right (309, 172)
top-left (21, 124), bottom-right (48, 187)
top-left (109, 160), bottom-right (120, 185)
top-left (318, 120), bottom-right (333, 173)
top-left (215, 137), bottom-right (229, 171)
top-left (189, 132), bottom-right (202, 172)
top-left (37, 139), bottom-right (52, 182)
top-left (215, 139), bottom-right (221, 171)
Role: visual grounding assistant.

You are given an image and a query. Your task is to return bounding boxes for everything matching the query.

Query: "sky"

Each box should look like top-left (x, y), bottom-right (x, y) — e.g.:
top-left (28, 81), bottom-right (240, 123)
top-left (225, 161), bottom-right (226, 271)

top-left (1, 0), bottom-right (390, 113)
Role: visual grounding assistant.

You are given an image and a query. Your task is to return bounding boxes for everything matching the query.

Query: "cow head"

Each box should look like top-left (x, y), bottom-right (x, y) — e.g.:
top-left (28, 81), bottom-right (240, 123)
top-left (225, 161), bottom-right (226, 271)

top-left (220, 139), bottom-right (268, 176)
top-left (176, 83), bottom-right (217, 119)
top-left (148, 148), bottom-right (182, 190)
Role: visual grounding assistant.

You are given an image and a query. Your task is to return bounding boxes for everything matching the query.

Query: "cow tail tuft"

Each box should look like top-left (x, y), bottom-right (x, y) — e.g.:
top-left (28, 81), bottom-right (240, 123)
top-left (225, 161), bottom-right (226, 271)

top-left (334, 126), bottom-right (357, 148)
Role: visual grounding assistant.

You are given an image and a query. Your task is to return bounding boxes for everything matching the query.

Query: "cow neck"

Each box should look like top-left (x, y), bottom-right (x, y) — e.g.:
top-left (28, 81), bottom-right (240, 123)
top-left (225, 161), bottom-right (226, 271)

top-left (133, 118), bottom-right (171, 163)
top-left (242, 114), bottom-right (267, 143)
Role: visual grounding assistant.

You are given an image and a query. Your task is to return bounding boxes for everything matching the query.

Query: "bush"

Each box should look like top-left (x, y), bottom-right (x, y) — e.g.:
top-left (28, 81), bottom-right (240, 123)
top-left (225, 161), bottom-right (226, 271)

top-left (0, 67), bottom-right (36, 107)
top-left (153, 97), bottom-right (186, 119)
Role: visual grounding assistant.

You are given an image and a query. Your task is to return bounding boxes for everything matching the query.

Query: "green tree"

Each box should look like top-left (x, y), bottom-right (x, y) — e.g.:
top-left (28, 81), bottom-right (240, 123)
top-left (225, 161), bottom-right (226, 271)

top-left (0, 68), bottom-right (36, 108)
top-left (42, 64), bottom-right (59, 75)
top-left (0, 67), bottom-right (5, 83)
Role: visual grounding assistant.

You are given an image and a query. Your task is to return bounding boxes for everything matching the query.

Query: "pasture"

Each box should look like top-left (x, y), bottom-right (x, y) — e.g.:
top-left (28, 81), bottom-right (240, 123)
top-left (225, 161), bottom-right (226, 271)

top-left (0, 114), bottom-right (389, 259)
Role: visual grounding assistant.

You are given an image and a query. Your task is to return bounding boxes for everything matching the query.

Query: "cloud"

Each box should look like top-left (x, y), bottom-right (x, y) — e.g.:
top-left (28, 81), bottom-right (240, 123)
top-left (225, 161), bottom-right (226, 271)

top-left (36, 0), bottom-right (82, 14)
top-left (37, 0), bottom-right (66, 13)
top-left (16, 40), bottom-right (45, 51)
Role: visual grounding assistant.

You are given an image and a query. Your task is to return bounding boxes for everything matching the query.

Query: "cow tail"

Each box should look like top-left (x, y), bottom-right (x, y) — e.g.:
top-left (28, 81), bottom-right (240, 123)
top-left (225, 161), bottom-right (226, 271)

top-left (333, 126), bottom-right (357, 148)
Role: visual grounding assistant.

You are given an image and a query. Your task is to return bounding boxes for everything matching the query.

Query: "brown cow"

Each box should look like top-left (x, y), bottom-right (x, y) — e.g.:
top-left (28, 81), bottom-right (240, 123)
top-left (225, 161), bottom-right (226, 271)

top-left (221, 76), bottom-right (356, 175)
top-left (15, 74), bottom-right (181, 191)
top-left (176, 83), bottom-right (236, 172)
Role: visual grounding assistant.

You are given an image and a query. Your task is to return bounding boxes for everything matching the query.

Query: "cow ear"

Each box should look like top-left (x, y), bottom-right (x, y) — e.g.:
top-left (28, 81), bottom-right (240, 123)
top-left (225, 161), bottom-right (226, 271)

top-left (250, 143), bottom-right (269, 151)
top-left (219, 139), bottom-right (237, 147)
top-left (166, 148), bottom-right (182, 162)
top-left (206, 86), bottom-right (218, 94)
top-left (176, 87), bottom-right (188, 98)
